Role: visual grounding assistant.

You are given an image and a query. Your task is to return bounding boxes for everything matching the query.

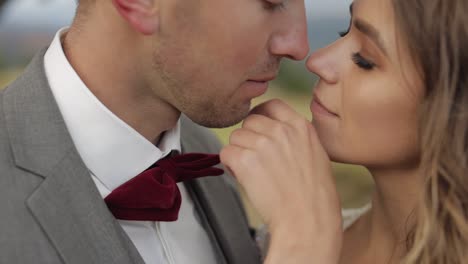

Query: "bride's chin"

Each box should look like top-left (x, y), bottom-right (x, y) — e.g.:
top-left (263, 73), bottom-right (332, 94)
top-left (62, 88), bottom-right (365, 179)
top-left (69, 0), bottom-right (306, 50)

top-left (312, 128), bottom-right (350, 164)
top-left (312, 121), bottom-right (338, 152)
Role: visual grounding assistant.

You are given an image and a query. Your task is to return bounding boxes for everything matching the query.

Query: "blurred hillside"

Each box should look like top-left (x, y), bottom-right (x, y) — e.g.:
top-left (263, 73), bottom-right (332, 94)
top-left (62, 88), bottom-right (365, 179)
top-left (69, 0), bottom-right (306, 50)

top-left (0, 25), bottom-right (55, 67)
top-left (0, 17), bottom-right (350, 88)
top-left (0, 0), bottom-right (351, 69)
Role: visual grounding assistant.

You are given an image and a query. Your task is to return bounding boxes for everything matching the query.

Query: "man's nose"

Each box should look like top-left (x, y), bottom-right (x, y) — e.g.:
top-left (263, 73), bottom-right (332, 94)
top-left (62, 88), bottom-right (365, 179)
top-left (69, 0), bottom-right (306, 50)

top-left (269, 12), bottom-right (310, 61)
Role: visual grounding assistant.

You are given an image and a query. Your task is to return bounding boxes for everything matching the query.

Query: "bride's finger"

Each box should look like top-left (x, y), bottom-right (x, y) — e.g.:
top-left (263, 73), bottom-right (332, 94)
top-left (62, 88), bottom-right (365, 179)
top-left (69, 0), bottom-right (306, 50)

top-left (241, 114), bottom-right (279, 137)
top-left (242, 114), bottom-right (313, 156)
top-left (219, 144), bottom-right (256, 179)
top-left (250, 99), bottom-right (302, 123)
top-left (229, 128), bottom-right (269, 150)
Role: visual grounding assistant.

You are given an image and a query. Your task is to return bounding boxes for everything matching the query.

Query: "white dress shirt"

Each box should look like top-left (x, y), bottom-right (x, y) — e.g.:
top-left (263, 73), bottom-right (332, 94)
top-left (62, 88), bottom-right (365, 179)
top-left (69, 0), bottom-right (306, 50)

top-left (43, 28), bottom-right (218, 264)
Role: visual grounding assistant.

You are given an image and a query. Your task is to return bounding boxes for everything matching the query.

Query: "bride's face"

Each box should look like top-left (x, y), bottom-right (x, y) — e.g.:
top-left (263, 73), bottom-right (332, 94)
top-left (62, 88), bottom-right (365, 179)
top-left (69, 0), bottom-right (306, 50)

top-left (306, 0), bottom-right (424, 169)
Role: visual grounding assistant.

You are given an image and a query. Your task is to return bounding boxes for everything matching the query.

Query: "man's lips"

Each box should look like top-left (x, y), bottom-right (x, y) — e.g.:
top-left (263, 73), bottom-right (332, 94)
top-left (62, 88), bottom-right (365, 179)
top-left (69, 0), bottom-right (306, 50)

top-left (248, 74), bottom-right (277, 83)
top-left (241, 73), bottom-right (278, 99)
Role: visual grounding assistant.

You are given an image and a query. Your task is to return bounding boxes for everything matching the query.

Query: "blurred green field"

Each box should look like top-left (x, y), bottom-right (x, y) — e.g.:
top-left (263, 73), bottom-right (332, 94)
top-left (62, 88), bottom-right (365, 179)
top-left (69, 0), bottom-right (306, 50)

top-left (0, 69), bottom-right (21, 88)
top-left (0, 70), bottom-right (374, 228)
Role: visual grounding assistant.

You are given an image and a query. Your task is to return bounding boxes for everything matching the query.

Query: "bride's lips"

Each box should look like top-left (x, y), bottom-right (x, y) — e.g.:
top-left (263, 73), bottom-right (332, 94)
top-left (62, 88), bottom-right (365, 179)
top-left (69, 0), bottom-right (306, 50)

top-left (311, 94), bottom-right (339, 117)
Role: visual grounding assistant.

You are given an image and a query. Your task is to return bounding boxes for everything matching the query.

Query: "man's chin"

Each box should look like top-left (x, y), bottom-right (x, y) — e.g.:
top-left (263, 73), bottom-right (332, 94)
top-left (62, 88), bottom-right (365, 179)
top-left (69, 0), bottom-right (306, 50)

top-left (186, 107), bottom-right (250, 129)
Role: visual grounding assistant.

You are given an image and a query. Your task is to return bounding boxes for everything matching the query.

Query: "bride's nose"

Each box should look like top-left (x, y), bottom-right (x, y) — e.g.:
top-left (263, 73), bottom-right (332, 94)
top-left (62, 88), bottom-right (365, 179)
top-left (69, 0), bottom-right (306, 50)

top-left (306, 43), bottom-right (342, 85)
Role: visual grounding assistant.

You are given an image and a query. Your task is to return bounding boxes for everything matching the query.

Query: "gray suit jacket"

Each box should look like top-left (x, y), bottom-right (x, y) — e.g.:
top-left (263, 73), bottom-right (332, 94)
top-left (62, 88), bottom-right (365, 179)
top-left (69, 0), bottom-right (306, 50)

top-left (0, 50), bottom-right (261, 264)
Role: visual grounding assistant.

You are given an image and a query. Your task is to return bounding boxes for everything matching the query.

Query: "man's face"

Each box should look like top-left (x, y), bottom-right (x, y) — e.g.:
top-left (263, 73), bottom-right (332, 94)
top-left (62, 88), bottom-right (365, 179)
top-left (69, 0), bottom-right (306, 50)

top-left (148, 0), bottom-right (309, 128)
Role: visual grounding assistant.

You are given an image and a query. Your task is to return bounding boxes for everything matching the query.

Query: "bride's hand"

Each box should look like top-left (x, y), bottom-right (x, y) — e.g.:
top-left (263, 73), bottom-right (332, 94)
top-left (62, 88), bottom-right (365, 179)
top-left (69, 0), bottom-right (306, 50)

top-left (220, 99), bottom-right (342, 264)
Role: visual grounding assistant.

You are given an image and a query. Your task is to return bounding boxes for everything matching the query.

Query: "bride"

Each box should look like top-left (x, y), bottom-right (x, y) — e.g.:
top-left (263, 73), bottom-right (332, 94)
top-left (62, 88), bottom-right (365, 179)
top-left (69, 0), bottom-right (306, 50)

top-left (221, 0), bottom-right (468, 263)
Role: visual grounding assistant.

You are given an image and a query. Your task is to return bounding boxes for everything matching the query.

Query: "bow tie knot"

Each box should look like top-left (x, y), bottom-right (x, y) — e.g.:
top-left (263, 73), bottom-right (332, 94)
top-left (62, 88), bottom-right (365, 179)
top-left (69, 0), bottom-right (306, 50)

top-left (105, 153), bottom-right (224, 221)
top-left (156, 157), bottom-right (178, 180)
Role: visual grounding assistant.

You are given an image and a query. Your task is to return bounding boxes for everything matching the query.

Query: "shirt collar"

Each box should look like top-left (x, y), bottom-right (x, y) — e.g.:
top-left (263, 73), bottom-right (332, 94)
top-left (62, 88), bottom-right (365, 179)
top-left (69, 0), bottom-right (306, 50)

top-left (44, 27), bottom-right (181, 191)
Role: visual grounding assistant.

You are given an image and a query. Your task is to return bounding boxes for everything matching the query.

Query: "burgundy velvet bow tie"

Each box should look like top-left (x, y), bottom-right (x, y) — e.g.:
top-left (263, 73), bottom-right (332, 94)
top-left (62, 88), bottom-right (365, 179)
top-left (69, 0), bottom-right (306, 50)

top-left (104, 153), bottom-right (224, 222)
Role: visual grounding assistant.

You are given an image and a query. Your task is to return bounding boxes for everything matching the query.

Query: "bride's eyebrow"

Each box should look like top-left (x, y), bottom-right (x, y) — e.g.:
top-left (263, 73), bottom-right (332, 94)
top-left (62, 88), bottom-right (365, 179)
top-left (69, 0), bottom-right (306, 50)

top-left (349, 2), bottom-right (388, 56)
top-left (353, 18), bottom-right (388, 56)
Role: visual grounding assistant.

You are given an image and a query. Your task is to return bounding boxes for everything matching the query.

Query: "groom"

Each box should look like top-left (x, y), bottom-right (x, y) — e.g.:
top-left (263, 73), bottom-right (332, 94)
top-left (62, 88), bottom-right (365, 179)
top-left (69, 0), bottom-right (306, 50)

top-left (0, 0), bottom-right (309, 263)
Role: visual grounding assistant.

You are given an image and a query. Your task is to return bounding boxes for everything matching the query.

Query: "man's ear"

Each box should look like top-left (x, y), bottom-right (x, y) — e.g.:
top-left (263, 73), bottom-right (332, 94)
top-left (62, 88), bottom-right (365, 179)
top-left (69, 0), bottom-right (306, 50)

top-left (112, 0), bottom-right (159, 35)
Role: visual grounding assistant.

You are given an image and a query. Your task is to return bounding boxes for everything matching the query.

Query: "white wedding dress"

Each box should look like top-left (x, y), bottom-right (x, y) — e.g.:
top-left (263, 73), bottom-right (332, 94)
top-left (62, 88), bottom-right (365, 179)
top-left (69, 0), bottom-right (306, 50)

top-left (342, 203), bottom-right (372, 230)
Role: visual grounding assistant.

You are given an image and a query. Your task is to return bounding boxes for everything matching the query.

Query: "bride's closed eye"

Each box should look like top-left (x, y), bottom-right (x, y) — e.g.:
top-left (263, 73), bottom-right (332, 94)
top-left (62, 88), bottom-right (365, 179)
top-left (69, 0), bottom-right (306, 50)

top-left (337, 4), bottom-right (377, 71)
top-left (337, 25), bottom-right (377, 71)
top-left (352, 53), bottom-right (376, 70)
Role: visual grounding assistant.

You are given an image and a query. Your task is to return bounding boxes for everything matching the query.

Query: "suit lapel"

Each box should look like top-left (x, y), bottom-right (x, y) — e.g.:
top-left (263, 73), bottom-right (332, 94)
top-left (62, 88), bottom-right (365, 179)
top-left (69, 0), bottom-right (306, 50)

top-left (185, 177), bottom-right (261, 264)
top-left (26, 150), bottom-right (144, 264)
top-left (3, 50), bottom-right (144, 264)
top-left (184, 181), bottom-right (228, 264)
top-left (180, 116), bottom-right (261, 264)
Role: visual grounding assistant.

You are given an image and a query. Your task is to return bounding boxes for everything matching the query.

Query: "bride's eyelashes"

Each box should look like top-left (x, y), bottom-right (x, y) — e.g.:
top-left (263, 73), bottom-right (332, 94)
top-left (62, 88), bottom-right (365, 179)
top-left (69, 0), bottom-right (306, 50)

top-left (339, 28), bottom-right (350, 38)
top-left (339, 4), bottom-right (354, 37)
top-left (337, 29), bottom-right (377, 71)
top-left (352, 52), bottom-right (376, 70)
top-left (338, 20), bottom-right (352, 37)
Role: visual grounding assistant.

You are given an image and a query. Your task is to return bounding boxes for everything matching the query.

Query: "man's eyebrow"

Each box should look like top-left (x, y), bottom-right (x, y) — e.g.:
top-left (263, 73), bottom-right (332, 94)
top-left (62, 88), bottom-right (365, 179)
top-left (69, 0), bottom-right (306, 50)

top-left (353, 18), bottom-right (388, 56)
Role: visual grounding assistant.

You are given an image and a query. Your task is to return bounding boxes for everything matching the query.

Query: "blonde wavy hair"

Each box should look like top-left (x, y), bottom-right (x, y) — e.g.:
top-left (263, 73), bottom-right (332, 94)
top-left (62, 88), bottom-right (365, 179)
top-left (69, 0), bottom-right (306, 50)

top-left (392, 0), bottom-right (468, 262)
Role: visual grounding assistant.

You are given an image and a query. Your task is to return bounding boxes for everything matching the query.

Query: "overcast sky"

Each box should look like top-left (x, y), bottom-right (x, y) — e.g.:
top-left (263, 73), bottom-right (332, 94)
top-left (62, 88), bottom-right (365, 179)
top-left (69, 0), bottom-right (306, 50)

top-left (307, 0), bottom-right (352, 19)
top-left (1, 0), bottom-right (352, 26)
